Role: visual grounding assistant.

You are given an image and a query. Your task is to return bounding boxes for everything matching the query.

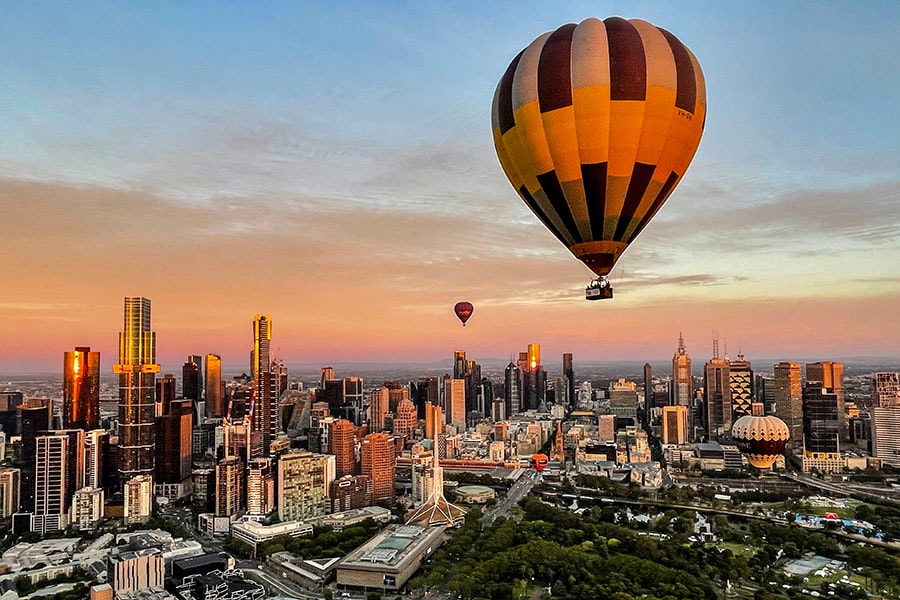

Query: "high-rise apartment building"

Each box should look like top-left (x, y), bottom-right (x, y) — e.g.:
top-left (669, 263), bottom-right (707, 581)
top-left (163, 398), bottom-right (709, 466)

top-left (246, 458), bottom-right (275, 516)
top-left (215, 456), bottom-right (244, 518)
top-left (84, 429), bottom-right (107, 490)
top-left (0, 468), bottom-right (20, 519)
top-left (609, 379), bottom-right (639, 418)
top-left (278, 451), bottom-right (326, 521)
top-left (182, 355), bottom-right (203, 401)
top-left (18, 401), bottom-right (50, 512)
top-left (205, 354), bottom-right (225, 418)
top-left (774, 362), bottom-right (803, 449)
top-left (360, 433), bottom-right (395, 504)
top-left (251, 315), bottom-right (276, 457)
top-left (33, 433), bottom-right (69, 534)
top-left (124, 474), bottom-right (153, 524)
top-left (72, 487), bottom-right (104, 530)
top-left (63, 347), bottom-right (100, 431)
top-left (443, 379), bottom-right (466, 431)
top-left (331, 419), bottom-right (356, 478)
top-left (113, 297), bottom-right (160, 488)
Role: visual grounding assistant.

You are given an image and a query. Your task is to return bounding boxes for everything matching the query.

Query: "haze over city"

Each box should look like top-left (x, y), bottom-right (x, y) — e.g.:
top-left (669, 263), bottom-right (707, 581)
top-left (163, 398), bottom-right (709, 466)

top-left (1, 2), bottom-right (898, 373)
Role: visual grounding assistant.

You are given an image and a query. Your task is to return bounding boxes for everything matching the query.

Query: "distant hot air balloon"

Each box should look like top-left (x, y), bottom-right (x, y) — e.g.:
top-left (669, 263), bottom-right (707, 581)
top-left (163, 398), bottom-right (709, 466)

top-left (530, 453), bottom-right (549, 471)
top-left (454, 301), bottom-right (474, 326)
top-left (731, 405), bottom-right (790, 472)
top-left (491, 17), bottom-right (707, 300)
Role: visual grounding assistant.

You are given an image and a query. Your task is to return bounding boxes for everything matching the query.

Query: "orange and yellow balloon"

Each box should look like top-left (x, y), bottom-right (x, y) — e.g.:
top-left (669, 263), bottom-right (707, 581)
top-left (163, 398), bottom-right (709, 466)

top-left (491, 17), bottom-right (706, 278)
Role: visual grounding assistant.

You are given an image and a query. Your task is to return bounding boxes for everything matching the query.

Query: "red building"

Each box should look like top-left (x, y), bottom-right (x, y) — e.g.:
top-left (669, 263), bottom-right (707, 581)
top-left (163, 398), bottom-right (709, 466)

top-left (360, 433), bottom-right (395, 504)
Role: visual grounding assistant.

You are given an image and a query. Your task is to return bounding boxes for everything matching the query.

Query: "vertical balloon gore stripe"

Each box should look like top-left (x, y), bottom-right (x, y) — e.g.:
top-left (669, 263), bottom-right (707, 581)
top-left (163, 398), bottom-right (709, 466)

top-left (630, 171), bottom-right (678, 240)
top-left (604, 17), bottom-right (646, 101)
top-left (537, 171), bottom-right (583, 244)
top-left (538, 24), bottom-right (576, 113)
top-left (519, 185), bottom-right (568, 246)
top-left (615, 162), bottom-right (656, 239)
top-left (659, 29), bottom-right (697, 113)
top-left (581, 162), bottom-right (608, 240)
top-left (498, 51), bottom-right (523, 135)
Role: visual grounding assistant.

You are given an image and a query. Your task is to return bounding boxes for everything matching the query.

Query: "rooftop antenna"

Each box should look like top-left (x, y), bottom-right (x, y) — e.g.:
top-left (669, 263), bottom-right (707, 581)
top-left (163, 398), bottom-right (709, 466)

top-left (712, 330), bottom-right (719, 360)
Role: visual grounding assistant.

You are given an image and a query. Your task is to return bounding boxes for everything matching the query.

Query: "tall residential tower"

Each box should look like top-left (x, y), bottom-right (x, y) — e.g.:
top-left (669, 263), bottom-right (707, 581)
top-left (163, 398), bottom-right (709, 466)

top-left (112, 297), bottom-right (160, 488)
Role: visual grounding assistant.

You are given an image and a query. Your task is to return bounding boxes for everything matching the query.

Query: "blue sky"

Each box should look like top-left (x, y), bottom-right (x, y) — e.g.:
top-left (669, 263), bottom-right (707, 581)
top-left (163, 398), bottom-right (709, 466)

top-left (1, 2), bottom-right (898, 370)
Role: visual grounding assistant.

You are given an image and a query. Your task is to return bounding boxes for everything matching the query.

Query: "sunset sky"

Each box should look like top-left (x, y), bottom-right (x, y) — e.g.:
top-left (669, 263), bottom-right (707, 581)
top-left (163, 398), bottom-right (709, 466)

top-left (1, 2), bottom-right (898, 374)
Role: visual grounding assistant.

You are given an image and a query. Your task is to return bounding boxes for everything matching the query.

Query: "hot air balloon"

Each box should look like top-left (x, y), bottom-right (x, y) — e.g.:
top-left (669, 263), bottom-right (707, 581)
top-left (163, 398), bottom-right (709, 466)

top-left (454, 301), bottom-right (474, 326)
top-left (491, 17), bottom-right (707, 299)
top-left (731, 404), bottom-right (790, 472)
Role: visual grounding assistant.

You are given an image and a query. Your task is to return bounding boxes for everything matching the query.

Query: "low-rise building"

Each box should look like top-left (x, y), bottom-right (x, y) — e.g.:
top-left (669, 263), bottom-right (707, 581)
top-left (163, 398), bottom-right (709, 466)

top-left (336, 524), bottom-right (446, 591)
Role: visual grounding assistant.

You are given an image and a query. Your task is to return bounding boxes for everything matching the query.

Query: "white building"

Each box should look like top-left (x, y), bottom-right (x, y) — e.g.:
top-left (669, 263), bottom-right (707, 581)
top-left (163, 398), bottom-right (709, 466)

top-left (71, 486), bottom-right (104, 530)
top-left (125, 475), bottom-right (153, 525)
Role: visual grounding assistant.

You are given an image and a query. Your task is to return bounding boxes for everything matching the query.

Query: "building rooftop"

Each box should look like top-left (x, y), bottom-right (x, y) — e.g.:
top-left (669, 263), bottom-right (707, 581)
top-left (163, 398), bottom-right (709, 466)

top-left (338, 524), bottom-right (445, 573)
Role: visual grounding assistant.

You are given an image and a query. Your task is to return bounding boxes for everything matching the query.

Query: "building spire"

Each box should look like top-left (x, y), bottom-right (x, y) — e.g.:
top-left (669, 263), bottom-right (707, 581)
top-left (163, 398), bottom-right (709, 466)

top-left (678, 332), bottom-right (686, 353)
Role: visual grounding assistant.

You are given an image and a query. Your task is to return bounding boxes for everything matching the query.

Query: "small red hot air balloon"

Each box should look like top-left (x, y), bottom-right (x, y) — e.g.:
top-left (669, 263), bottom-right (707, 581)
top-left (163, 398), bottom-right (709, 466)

top-left (454, 301), bottom-right (474, 326)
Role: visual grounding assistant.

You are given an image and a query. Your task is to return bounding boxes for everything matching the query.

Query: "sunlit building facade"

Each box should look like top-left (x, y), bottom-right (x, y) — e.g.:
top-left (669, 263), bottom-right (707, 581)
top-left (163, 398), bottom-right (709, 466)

top-left (360, 433), bottom-right (395, 504)
top-left (63, 347), bottom-right (100, 431)
top-left (278, 451), bottom-right (326, 521)
top-left (205, 354), bottom-right (225, 418)
top-left (113, 297), bottom-right (160, 488)
top-left (774, 362), bottom-right (803, 449)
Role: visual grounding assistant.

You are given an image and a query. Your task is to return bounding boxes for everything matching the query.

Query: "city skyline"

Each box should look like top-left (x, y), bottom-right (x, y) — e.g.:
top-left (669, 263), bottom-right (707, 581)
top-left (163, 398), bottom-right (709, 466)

top-left (2, 2), bottom-right (898, 372)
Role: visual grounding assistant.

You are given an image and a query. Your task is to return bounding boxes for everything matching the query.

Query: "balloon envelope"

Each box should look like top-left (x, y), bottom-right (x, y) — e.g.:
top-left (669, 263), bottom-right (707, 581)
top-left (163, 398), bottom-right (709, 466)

top-left (731, 414), bottom-right (790, 470)
top-left (491, 17), bottom-right (706, 277)
top-left (454, 301), bottom-right (474, 326)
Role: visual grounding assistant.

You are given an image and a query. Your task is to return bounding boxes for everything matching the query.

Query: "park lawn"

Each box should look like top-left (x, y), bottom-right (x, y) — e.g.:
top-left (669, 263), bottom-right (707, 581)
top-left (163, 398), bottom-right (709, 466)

top-left (717, 541), bottom-right (756, 558)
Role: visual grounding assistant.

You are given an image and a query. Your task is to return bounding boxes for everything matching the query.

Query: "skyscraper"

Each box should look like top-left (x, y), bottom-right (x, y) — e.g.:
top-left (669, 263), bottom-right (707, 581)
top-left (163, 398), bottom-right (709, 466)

top-left (63, 347), bottom-right (100, 431)
top-left (504, 361), bottom-right (521, 416)
top-left (563, 353), bottom-right (575, 410)
top-left (19, 401), bottom-right (50, 512)
top-left (368, 387), bottom-right (389, 433)
top-left (774, 362), bottom-right (803, 449)
top-left (394, 399), bottom-right (417, 437)
top-left (113, 297), bottom-right (160, 488)
top-left (182, 355), bottom-right (202, 401)
top-left (802, 386), bottom-right (841, 473)
top-left (806, 362), bottom-right (845, 439)
top-left (331, 419), bottom-right (356, 478)
top-left (729, 354), bottom-right (753, 419)
top-left (443, 379), bottom-right (466, 431)
top-left (704, 337), bottom-right (730, 439)
top-left (360, 433), bottom-right (395, 504)
top-left (204, 354), bottom-right (224, 418)
top-left (251, 315), bottom-right (276, 457)
top-left (154, 399), bottom-right (193, 490)
top-left (33, 433), bottom-right (69, 534)
top-left (155, 373), bottom-right (176, 416)
top-left (672, 334), bottom-right (693, 408)
top-left (872, 372), bottom-right (900, 408)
